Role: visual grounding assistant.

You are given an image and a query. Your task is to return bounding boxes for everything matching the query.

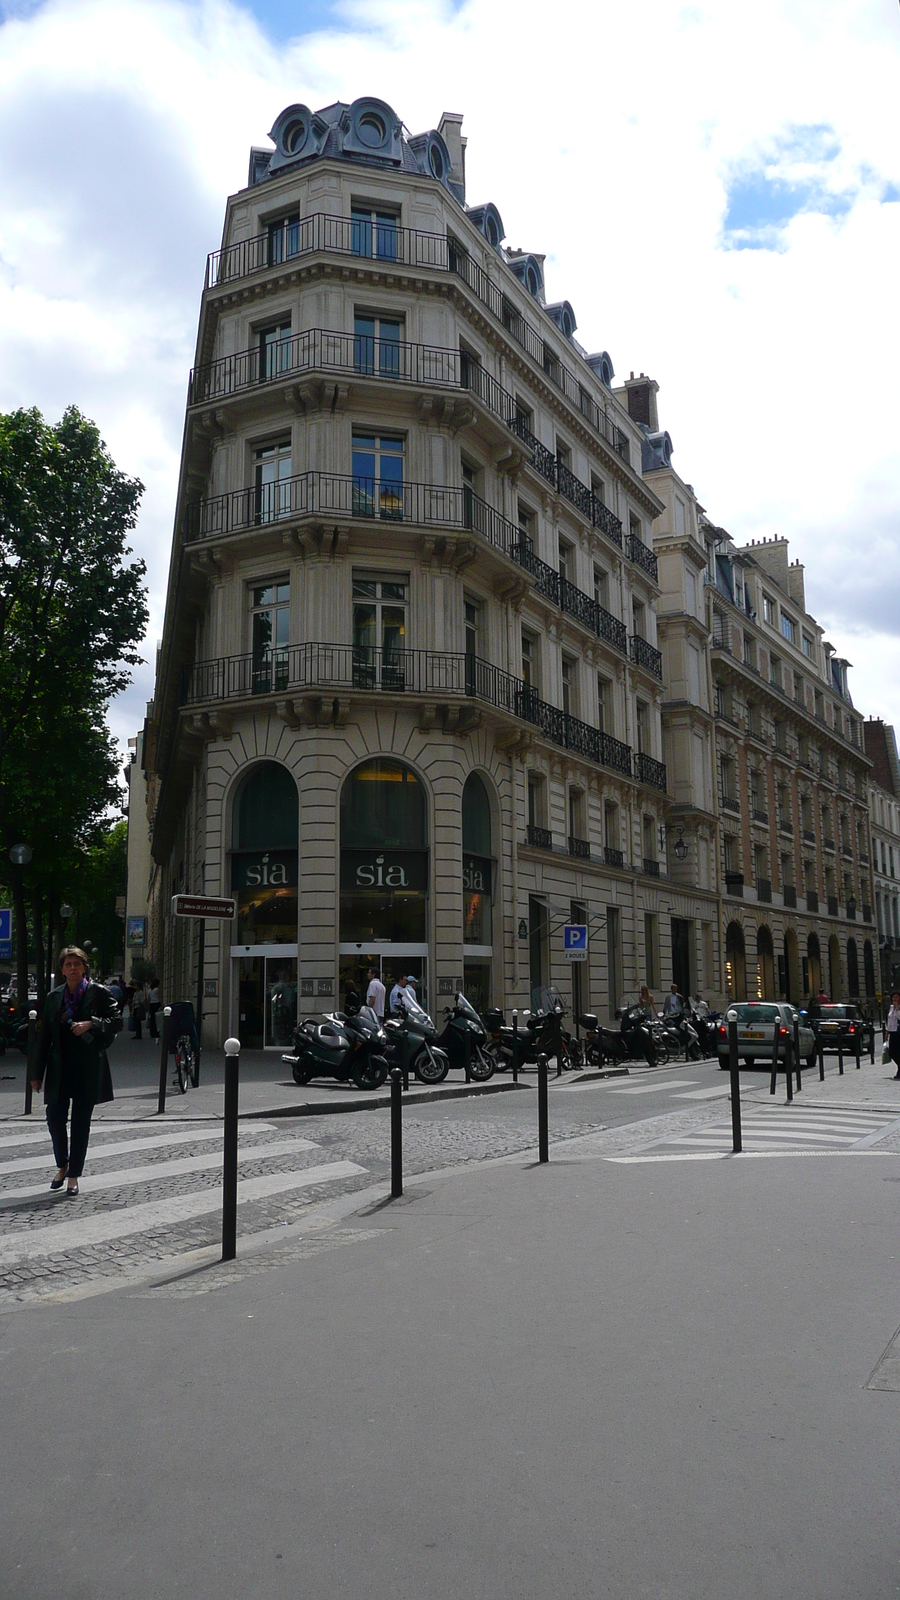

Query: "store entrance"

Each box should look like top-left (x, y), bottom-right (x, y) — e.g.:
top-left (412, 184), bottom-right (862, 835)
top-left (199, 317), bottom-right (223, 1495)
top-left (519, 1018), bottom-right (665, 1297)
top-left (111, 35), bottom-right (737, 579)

top-left (235, 950), bottom-right (298, 1048)
top-left (339, 948), bottom-right (428, 1014)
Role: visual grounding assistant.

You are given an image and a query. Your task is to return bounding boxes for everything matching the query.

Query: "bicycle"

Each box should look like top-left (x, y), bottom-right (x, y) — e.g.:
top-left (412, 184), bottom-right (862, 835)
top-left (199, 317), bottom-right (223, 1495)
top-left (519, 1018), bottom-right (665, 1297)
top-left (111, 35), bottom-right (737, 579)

top-left (168, 1001), bottom-right (199, 1092)
top-left (174, 1032), bottom-right (196, 1094)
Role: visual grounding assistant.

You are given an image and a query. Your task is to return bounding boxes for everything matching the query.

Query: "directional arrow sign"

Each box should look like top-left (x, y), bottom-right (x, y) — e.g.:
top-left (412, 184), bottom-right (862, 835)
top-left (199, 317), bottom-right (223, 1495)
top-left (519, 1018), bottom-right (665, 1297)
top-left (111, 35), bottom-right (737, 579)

top-left (171, 895), bottom-right (236, 920)
top-left (563, 923), bottom-right (588, 961)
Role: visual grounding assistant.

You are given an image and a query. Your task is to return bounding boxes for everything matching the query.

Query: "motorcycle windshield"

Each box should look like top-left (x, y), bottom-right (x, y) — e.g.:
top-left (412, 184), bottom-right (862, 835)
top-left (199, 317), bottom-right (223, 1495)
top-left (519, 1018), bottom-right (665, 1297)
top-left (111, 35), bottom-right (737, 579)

top-left (454, 993), bottom-right (482, 1025)
top-left (532, 985), bottom-right (566, 1017)
top-left (400, 996), bottom-right (434, 1031)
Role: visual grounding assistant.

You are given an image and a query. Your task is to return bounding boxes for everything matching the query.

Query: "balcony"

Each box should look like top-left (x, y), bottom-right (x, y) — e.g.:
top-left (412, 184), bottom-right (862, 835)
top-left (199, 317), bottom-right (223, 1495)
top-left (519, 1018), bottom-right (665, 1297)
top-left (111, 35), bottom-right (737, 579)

top-left (823, 836), bottom-right (835, 851)
top-left (711, 631), bottom-right (732, 654)
top-left (783, 885), bottom-right (797, 908)
top-left (841, 844), bottom-right (853, 859)
top-left (828, 895), bottom-right (839, 916)
top-left (779, 818), bottom-right (793, 835)
top-left (527, 825), bottom-right (553, 850)
top-left (806, 891), bottom-right (819, 912)
top-left (204, 215), bottom-right (633, 468)
top-left (721, 794), bottom-right (741, 814)
top-left (751, 807), bottom-right (769, 825)
top-left (625, 530), bottom-right (659, 583)
top-left (714, 696), bottom-right (741, 728)
top-left (604, 846), bottom-right (625, 869)
top-left (642, 858), bottom-right (660, 877)
top-left (509, 419), bottom-right (626, 549)
top-left (557, 575), bottom-right (628, 654)
top-left (180, 644), bottom-right (639, 783)
top-left (633, 752), bottom-right (668, 792)
top-left (629, 635), bottom-right (663, 680)
top-left (860, 851), bottom-right (870, 866)
top-left (568, 836), bottom-right (590, 860)
top-left (724, 872), bottom-right (744, 898)
top-left (863, 903), bottom-right (873, 922)
top-left (846, 901), bottom-right (857, 920)
top-left (802, 827), bottom-right (816, 844)
top-left (757, 879), bottom-right (772, 903)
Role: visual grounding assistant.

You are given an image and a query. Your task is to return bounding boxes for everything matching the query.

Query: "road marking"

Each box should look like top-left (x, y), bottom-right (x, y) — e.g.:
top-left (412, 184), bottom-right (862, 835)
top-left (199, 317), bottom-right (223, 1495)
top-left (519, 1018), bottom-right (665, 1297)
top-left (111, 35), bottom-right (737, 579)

top-left (608, 1153), bottom-right (727, 1163)
top-left (0, 1160), bottom-right (367, 1267)
top-left (0, 1126), bottom-right (301, 1177)
top-left (604, 1078), bottom-right (699, 1095)
top-left (0, 1139), bottom-right (322, 1204)
top-left (673, 1086), bottom-right (733, 1100)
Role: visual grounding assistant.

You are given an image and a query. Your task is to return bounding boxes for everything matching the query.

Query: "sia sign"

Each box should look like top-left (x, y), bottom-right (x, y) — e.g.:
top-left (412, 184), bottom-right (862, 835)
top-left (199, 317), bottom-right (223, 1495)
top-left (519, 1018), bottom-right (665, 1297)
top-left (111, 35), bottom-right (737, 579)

top-left (339, 851), bottom-right (428, 892)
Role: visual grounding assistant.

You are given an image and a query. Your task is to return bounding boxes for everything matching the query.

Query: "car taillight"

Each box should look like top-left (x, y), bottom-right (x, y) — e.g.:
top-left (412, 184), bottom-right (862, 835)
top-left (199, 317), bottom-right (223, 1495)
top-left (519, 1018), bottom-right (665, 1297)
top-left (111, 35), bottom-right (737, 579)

top-left (717, 1024), bottom-right (726, 1037)
top-left (780, 1026), bottom-right (788, 1036)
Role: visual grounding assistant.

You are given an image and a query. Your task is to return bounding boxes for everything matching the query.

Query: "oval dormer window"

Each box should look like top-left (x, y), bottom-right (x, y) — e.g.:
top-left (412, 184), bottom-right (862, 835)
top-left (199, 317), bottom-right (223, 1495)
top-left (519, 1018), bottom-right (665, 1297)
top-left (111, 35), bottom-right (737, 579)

top-left (485, 213), bottom-right (500, 247)
top-left (284, 117), bottom-right (308, 155)
top-left (525, 262), bottom-right (541, 298)
top-left (358, 110), bottom-right (386, 148)
top-left (429, 142), bottom-right (444, 180)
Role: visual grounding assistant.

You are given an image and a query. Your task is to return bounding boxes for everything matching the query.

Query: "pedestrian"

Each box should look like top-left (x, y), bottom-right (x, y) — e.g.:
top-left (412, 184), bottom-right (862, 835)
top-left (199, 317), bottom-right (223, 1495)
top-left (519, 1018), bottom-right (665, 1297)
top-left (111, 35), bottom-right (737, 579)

top-left (389, 974), bottom-right (410, 1015)
top-left (365, 966), bottom-right (386, 1020)
top-left (131, 986), bottom-right (145, 1041)
top-left (638, 985), bottom-right (658, 1019)
top-left (148, 976), bottom-right (161, 1041)
top-left (885, 991), bottom-right (900, 1079)
top-left (30, 946), bottom-right (122, 1198)
top-left (662, 984), bottom-right (683, 1019)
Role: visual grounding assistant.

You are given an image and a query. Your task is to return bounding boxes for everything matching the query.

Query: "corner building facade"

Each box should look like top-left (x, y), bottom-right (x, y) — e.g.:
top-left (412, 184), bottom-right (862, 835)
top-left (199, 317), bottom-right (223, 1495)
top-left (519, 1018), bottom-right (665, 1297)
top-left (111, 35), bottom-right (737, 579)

top-left (145, 97), bottom-right (703, 1048)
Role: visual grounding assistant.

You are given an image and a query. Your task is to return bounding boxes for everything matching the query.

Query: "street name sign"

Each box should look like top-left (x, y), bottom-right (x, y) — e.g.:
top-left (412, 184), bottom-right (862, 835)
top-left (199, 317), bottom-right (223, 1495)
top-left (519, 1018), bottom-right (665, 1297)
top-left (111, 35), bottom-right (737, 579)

top-left (0, 909), bottom-right (11, 943)
top-left (171, 895), bottom-right (236, 920)
top-left (563, 923), bottom-right (588, 961)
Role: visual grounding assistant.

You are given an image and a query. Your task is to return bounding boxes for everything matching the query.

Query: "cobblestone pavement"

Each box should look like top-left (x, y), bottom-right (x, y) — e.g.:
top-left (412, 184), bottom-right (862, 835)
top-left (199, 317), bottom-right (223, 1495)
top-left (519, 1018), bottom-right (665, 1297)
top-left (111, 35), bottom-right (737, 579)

top-left (3, 1085), bottom-right (899, 1308)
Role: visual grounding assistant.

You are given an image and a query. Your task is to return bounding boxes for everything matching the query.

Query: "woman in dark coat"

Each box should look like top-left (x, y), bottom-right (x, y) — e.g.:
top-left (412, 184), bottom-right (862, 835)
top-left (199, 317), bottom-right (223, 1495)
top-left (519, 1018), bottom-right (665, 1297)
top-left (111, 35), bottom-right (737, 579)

top-left (30, 946), bottom-right (122, 1197)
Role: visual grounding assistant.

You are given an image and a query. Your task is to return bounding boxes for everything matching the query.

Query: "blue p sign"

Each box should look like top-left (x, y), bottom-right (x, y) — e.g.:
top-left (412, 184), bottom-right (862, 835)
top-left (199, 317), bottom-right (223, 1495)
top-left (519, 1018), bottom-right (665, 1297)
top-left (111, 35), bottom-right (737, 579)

top-left (0, 908), bottom-right (11, 943)
top-left (563, 924), bottom-right (588, 958)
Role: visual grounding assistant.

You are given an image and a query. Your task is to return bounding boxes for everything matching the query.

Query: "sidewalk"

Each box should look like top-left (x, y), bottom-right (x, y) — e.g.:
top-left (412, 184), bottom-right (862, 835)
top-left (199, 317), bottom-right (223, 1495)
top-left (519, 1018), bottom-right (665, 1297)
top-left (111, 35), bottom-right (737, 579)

top-left (0, 1043), bottom-right (532, 1122)
top-left (2, 1112), bottom-right (899, 1599)
top-left (739, 1040), bottom-right (900, 1110)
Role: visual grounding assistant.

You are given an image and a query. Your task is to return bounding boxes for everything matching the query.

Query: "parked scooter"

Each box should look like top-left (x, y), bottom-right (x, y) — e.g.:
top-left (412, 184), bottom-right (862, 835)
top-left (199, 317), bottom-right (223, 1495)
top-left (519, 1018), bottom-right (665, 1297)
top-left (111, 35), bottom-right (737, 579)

top-left (283, 994), bottom-right (388, 1089)
top-left (485, 988), bottom-right (582, 1073)
top-left (661, 1010), bottom-right (702, 1061)
top-left (578, 1003), bottom-right (658, 1068)
top-left (432, 992), bottom-right (494, 1080)
top-left (383, 993), bottom-right (451, 1083)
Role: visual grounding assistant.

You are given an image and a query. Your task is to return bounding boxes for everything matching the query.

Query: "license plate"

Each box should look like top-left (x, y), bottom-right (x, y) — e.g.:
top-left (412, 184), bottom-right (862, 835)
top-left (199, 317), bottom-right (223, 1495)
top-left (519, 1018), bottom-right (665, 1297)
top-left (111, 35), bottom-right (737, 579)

top-left (744, 1031), bottom-right (764, 1039)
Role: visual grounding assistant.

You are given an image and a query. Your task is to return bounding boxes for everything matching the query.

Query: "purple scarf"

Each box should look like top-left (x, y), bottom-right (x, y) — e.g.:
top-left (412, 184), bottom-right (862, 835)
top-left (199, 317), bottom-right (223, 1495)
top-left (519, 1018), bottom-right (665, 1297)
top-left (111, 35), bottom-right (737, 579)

top-left (61, 977), bottom-right (89, 1024)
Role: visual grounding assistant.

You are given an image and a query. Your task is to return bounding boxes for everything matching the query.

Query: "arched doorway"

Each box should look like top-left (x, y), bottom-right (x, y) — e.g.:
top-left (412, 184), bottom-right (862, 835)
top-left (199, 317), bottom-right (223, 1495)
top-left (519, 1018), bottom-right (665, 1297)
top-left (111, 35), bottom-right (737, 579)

top-left (828, 934), bottom-right (842, 1001)
top-left (231, 762), bottom-right (299, 1048)
top-left (462, 772), bottom-right (493, 1011)
top-left (339, 758), bottom-right (429, 1006)
top-left (725, 921), bottom-right (746, 1001)
top-left (807, 932), bottom-right (821, 1000)
top-left (783, 928), bottom-right (800, 1005)
top-left (756, 926), bottom-right (775, 999)
top-left (847, 937), bottom-right (860, 998)
top-left (864, 940), bottom-right (876, 999)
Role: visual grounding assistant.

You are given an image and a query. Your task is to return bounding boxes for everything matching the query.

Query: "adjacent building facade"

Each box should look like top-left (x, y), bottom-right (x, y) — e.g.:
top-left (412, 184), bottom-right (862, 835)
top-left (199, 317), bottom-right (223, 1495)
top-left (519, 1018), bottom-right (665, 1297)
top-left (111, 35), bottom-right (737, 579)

top-left (864, 718), bottom-right (900, 999)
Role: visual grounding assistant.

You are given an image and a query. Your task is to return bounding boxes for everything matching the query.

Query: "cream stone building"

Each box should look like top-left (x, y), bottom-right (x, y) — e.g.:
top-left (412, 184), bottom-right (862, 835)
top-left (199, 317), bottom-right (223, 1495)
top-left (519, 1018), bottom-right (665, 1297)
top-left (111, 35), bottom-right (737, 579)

top-left (863, 719), bottom-right (900, 1003)
top-left (144, 98), bottom-right (697, 1048)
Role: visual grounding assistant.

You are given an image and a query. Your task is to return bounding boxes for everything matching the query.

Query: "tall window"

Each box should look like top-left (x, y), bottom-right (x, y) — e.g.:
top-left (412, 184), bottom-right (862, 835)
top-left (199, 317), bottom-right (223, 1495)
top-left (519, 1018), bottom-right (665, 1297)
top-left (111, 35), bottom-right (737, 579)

top-left (260, 321), bottom-right (292, 381)
top-left (268, 213), bottom-right (299, 264)
top-left (632, 598), bottom-right (646, 639)
top-left (763, 593), bottom-right (776, 625)
top-left (597, 674), bottom-right (611, 735)
top-left (352, 573), bottom-right (408, 689)
top-left (351, 207), bottom-right (398, 260)
top-left (464, 597), bottom-right (480, 693)
top-left (561, 657), bottom-right (576, 718)
top-left (352, 433), bottom-right (404, 519)
top-left (340, 759), bottom-right (427, 944)
top-left (354, 313), bottom-right (402, 377)
top-left (593, 566), bottom-right (609, 614)
top-left (782, 612), bottom-right (797, 644)
top-left (255, 441), bottom-right (292, 523)
top-left (635, 699), bottom-right (649, 754)
top-left (250, 582), bottom-right (289, 692)
top-left (558, 540), bottom-right (573, 586)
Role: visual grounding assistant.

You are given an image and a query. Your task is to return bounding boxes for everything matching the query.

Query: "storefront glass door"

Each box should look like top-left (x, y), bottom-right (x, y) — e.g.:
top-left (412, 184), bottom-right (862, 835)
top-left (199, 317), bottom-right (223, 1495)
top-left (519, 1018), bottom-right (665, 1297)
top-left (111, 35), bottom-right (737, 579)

top-left (236, 951), bottom-right (298, 1048)
top-left (338, 947), bottom-right (428, 1013)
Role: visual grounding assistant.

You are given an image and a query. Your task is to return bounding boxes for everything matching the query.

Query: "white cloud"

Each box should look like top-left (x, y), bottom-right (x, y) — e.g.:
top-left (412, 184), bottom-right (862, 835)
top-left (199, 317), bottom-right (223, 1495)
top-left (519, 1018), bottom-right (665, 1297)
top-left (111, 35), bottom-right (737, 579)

top-left (1, 0), bottom-right (899, 740)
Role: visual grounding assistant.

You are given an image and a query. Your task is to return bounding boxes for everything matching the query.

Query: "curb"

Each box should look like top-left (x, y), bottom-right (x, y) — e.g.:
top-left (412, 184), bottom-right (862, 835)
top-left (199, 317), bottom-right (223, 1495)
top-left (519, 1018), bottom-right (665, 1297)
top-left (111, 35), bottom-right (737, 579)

top-left (241, 1076), bottom-right (531, 1120)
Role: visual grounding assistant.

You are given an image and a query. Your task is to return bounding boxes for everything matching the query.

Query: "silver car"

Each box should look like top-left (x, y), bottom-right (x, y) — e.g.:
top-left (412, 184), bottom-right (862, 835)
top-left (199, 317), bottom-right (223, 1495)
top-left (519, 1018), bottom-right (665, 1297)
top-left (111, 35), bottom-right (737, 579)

top-left (716, 1001), bottom-right (816, 1069)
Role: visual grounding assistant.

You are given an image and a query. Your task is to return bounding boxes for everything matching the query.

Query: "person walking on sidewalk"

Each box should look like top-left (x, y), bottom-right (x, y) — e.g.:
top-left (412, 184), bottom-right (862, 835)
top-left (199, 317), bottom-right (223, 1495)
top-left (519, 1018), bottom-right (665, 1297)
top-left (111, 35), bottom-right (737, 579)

top-left (366, 967), bottom-right (386, 1021)
top-left (886, 991), bottom-right (900, 1078)
top-left (30, 947), bottom-right (122, 1197)
top-left (148, 977), bottom-right (161, 1041)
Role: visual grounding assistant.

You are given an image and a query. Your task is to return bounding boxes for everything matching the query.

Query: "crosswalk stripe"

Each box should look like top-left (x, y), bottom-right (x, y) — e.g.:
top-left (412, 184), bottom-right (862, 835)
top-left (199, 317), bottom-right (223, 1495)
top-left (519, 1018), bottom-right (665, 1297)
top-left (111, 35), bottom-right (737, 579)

top-left (670, 1129), bottom-right (857, 1146)
top-left (0, 1160), bottom-right (367, 1267)
top-left (0, 1126), bottom-right (310, 1178)
top-left (605, 1079), bottom-right (698, 1095)
top-left (0, 1139), bottom-right (322, 1203)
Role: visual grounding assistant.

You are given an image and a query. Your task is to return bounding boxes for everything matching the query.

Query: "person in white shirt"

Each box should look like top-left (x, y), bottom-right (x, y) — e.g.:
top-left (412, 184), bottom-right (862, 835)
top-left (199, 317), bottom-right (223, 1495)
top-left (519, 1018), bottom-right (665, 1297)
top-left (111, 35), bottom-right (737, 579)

top-left (885, 991), bottom-right (900, 1078)
top-left (389, 975), bottom-right (409, 1015)
top-left (366, 967), bottom-right (386, 1020)
top-left (661, 985), bottom-right (683, 1019)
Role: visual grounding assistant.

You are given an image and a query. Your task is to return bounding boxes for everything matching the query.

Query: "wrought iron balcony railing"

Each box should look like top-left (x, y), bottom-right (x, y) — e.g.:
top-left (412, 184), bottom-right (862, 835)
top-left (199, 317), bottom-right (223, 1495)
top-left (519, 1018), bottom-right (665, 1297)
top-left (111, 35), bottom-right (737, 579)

top-left (752, 807), bottom-right (769, 824)
top-left (189, 328), bottom-right (464, 406)
top-left (823, 836), bottom-right (835, 851)
top-left (507, 417), bottom-right (625, 551)
top-left (629, 635), bottom-right (663, 680)
top-left (180, 644), bottom-right (642, 782)
top-left (604, 846), bottom-right (625, 868)
top-left (568, 836), bottom-right (590, 859)
top-left (720, 794), bottom-right (741, 813)
top-left (205, 215), bottom-right (632, 466)
top-left (642, 858), bottom-right (660, 877)
top-left (527, 825), bottom-right (553, 850)
top-left (626, 530), bottom-right (659, 583)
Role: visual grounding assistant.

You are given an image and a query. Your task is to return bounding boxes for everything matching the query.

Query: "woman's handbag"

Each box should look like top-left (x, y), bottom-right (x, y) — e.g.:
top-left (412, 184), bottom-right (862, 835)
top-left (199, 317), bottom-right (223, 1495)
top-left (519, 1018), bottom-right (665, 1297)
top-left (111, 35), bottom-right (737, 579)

top-left (883, 1038), bottom-right (892, 1065)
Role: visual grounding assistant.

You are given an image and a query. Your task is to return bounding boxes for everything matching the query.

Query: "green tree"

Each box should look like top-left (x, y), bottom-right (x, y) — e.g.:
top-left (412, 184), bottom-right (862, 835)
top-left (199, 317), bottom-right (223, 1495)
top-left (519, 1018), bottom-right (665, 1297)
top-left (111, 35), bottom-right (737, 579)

top-left (0, 406), bottom-right (148, 1006)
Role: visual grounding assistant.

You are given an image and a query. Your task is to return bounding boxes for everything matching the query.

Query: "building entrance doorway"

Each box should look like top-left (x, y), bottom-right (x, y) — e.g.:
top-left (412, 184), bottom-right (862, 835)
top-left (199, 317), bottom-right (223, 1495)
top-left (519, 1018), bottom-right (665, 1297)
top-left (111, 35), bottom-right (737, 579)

top-left (338, 947), bottom-right (429, 1014)
top-left (234, 949), bottom-right (298, 1048)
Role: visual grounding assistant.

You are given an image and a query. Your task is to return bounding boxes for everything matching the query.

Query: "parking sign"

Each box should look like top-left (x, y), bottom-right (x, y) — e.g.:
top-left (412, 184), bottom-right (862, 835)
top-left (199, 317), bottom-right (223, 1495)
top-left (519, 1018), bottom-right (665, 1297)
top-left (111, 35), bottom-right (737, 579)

top-left (563, 924), bottom-right (588, 961)
top-left (0, 909), bottom-right (10, 943)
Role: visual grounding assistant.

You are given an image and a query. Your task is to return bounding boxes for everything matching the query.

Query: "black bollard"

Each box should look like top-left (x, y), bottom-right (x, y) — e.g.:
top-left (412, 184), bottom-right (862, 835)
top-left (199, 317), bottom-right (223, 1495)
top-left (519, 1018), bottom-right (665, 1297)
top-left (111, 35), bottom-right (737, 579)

top-left (463, 1026), bottom-right (472, 1084)
top-left (869, 1022), bottom-right (876, 1065)
top-left (855, 1026), bottom-right (862, 1070)
top-left (837, 1035), bottom-right (844, 1075)
top-left (770, 1018), bottom-right (780, 1096)
top-left (728, 1014), bottom-right (742, 1154)
top-left (537, 1051), bottom-right (549, 1163)
top-left (512, 1010), bottom-right (519, 1084)
top-left (24, 1009), bottom-right (37, 1116)
top-left (157, 1006), bottom-right (171, 1116)
top-left (793, 1017), bottom-right (802, 1093)
top-left (817, 1032), bottom-right (825, 1082)
top-left (785, 1028), bottom-right (793, 1102)
top-left (390, 1067), bottom-right (403, 1198)
top-left (222, 1036), bottom-right (240, 1262)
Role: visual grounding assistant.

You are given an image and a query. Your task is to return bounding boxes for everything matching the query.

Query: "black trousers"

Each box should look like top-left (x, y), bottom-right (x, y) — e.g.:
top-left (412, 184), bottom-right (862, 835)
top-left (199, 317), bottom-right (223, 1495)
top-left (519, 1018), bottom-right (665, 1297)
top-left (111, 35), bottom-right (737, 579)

top-left (888, 1031), bottom-right (900, 1070)
top-left (46, 1088), bottom-right (94, 1179)
top-left (148, 1003), bottom-right (160, 1040)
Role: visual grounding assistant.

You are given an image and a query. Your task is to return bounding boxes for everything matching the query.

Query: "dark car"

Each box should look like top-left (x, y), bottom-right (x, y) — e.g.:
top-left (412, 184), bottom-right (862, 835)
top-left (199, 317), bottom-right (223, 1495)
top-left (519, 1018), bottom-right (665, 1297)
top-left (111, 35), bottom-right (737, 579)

top-left (804, 1003), bottom-right (872, 1057)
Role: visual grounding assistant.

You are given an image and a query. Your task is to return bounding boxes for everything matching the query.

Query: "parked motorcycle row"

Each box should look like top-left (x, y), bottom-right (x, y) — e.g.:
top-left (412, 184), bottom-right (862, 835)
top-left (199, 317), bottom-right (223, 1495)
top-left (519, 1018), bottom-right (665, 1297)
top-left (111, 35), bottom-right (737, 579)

top-left (283, 984), bottom-right (718, 1091)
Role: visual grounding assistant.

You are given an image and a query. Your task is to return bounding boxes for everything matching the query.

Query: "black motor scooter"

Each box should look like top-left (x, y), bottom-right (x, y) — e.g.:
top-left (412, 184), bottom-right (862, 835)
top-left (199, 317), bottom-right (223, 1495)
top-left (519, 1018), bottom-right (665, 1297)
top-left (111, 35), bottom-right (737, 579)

top-left (485, 988), bottom-right (581, 1073)
top-left (579, 1003), bottom-right (657, 1068)
top-left (284, 994), bottom-right (388, 1089)
top-left (383, 993), bottom-right (451, 1083)
top-left (431, 992), bottom-right (494, 1081)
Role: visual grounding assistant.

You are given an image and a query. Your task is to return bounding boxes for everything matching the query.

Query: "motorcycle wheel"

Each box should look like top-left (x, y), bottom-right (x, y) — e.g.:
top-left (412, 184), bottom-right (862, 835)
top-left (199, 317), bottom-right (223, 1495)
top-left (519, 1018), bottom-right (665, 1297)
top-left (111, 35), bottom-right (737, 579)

top-left (292, 1062), bottom-right (314, 1086)
top-left (564, 1038), bottom-right (584, 1070)
top-left (483, 1040), bottom-right (507, 1072)
top-left (414, 1045), bottom-right (450, 1084)
top-left (352, 1056), bottom-right (388, 1090)
top-left (652, 1037), bottom-right (671, 1066)
top-left (467, 1044), bottom-right (495, 1082)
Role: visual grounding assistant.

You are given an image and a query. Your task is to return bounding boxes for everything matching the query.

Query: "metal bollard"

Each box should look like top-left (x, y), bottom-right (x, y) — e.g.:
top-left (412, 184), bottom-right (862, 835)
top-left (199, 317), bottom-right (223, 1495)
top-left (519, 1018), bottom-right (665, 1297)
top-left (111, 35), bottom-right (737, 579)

top-left (512, 1010), bottom-right (519, 1084)
top-left (770, 1019), bottom-right (780, 1096)
top-left (401, 1028), bottom-right (410, 1093)
top-left (222, 1037), bottom-right (240, 1262)
top-left (793, 1017), bottom-right (802, 1092)
top-left (728, 1012), bottom-right (742, 1154)
top-left (817, 1032), bottom-right (825, 1082)
top-left (537, 1051), bottom-right (549, 1163)
top-left (556, 1021), bottom-right (563, 1078)
top-left (869, 1023), bottom-right (876, 1065)
top-left (463, 1026), bottom-right (472, 1084)
top-left (390, 1067), bottom-right (403, 1198)
top-left (24, 1009), bottom-right (37, 1115)
top-left (855, 1028), bottom-right (862, 1070)
top-left (785, 1029), bottom-right (793, 1102)
top-left (157, 1006), bottom-right (171, 1116)
top-left (837, 1035), bottom-right (844, 1076)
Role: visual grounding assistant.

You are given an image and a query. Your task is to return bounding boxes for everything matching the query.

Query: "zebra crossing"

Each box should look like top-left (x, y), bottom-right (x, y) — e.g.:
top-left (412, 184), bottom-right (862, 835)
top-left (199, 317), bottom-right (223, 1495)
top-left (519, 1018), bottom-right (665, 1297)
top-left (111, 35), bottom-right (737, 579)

top-left (609, 1103), bottom-right (900, 1162)
top-left (0, 1118), bottom-right (369, 1299)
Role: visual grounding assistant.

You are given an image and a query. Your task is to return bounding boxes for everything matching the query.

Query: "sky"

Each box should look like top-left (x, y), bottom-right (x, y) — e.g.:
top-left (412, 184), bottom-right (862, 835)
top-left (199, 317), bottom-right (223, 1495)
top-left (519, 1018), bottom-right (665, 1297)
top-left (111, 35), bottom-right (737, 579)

top-left (0, 0), bottom-right (898, 753)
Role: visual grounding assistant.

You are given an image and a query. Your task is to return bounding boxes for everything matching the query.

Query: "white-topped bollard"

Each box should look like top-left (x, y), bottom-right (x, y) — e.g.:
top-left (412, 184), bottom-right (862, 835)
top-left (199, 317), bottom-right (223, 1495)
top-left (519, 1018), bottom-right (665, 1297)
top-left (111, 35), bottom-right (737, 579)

top-left (222, 1037), bottom-right (241, 1260)
top-left (157, 1005), bottom-right (173, 1115)
top-left (25, 1010), bottom-right (38, 1116)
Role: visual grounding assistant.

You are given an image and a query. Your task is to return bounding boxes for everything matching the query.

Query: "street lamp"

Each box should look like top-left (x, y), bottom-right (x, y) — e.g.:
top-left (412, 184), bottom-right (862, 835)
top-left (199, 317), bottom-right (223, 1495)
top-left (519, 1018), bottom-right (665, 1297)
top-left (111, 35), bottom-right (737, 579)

top-left (8, 844), bottom-right (32, 867)
top-left (60, 903), bottom-right (73, 921)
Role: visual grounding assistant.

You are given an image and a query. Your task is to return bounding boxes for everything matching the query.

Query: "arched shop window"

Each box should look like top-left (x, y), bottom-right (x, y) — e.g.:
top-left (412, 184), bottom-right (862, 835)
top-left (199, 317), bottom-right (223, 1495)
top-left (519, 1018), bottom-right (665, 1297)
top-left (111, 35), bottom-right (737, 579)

top-left (725, 920), bottom-right (746, 1000)
top-left (462, 772), bottom-right (493, 1010)
top-left (231, 763), bottom-right (298, 942)
top-left (340, 759), bottom-right (427, 942)
top-left (847, 937), bottom-right (860, 998)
